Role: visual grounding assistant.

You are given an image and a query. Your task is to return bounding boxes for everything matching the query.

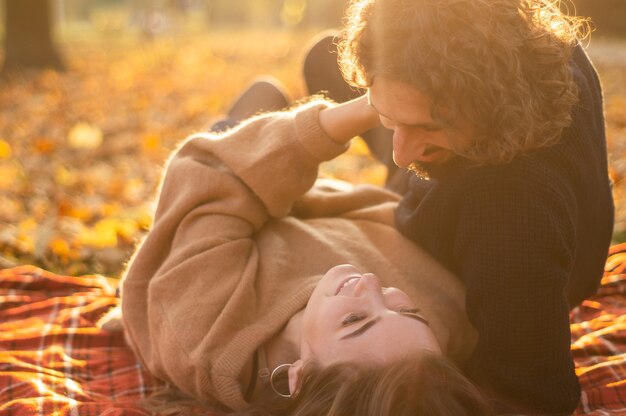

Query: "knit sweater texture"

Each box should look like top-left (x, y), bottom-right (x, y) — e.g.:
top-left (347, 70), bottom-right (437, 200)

top-left (120, 101), bottom-right (477, 412)
top-left (395, 45), bottom-right (614, 414)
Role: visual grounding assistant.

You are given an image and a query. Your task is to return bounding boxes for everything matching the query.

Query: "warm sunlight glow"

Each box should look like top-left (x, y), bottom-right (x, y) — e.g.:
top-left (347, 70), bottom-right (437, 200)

top-left (280, 0), bottom-right (307, 27)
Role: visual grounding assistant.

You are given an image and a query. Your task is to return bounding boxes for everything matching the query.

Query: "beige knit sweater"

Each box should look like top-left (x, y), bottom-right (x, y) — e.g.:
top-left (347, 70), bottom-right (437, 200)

top-left (121, 100), bottom-right (477, 411)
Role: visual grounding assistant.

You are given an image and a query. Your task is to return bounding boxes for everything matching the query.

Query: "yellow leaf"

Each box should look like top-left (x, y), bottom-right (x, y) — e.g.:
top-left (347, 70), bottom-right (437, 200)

top-left (125, 207), bottom-right (153, 230)
top-left (136, 209), bottom-right (153, 230)
top-left (91, 219), bottom-right (119, 247)
top-left (34, 137), bottom-right (57, 154)
top-left (142, 133), bottom-right (161, 152)
top-left (0, 164), bottom-right (19, 190)
top-left (18, 218), bottom-right (37, 233)
top-left (16, 219), bottom-right (37, 255)
top-left (16, 235), bottom-right (35, 255)
top-left (74, 217), bottom-right (140, 249)
top-left (101, 203), bottom-right (121, 217)
top-left (49, 238), bottom-right (71, 257)
top-left (116, 218), bottom-right (138, 242)
top-left (55, 166), bottom-right (78, 187)
top-left (347, 137), bottom-right (373, 157)
top-left (67, 205), bottom-right (92, 222)
top-left (76, 219), bottom-right (118, 248)
top-left (68, 122), bottom-right (103, 149)
top-left (0, 139), bottom-right (12, 159)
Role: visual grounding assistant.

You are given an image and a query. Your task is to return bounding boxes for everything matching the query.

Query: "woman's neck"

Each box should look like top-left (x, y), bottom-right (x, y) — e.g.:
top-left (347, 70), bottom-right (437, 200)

top-left (264, 308), bottom-right (304, 370)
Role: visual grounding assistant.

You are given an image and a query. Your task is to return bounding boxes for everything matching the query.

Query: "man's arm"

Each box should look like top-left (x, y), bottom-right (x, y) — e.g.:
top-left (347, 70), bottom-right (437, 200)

top-left (456, 177), bottom-right (580, 415)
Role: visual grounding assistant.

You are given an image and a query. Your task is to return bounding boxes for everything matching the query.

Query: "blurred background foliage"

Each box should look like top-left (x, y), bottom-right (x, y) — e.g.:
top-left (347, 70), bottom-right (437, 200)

top-left (0, 0), bottom-right (625, 277)
top-left (572, 0), bottom-right (626, 36)
top-left (2, 0), bottom-right (625, 40)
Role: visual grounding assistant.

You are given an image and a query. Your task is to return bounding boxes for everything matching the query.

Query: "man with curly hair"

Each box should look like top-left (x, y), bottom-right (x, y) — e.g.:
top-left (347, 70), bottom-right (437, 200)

top-left (306, 0), bottom-right (614, 413)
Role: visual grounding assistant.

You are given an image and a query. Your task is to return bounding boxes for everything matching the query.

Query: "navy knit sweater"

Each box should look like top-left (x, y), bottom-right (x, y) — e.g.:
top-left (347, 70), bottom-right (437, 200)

top-left (395, 45), bottom-right (614, 414)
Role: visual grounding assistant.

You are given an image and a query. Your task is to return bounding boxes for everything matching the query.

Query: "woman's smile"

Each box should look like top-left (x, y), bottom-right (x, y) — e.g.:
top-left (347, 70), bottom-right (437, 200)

top-left (300, 264), bottom-right (442, 366)
top-left (335, 276), bottom-right (361, 295)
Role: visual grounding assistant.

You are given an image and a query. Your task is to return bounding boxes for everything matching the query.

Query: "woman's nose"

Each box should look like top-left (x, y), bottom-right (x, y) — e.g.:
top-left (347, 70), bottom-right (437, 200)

top-left (353, 273), bottom-right (382, 297)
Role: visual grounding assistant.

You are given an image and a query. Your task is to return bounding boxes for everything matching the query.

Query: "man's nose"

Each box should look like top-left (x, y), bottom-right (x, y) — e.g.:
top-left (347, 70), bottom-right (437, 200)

top-left (392, 129), bottom-right (422, 167)
top-left (394, 125), bottom-right (426, 143)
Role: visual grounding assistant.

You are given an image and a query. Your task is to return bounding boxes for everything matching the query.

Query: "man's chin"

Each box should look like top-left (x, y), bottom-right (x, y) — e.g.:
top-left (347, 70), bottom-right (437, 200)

top-left (408, 154), bottom-right (457, 179)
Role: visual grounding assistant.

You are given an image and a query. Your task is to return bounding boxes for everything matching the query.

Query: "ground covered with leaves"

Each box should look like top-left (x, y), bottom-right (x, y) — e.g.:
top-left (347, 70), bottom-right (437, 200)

top-left (0, 30), bottom-right (385, 277)
top-left (1, 31), bottom-right (625, 277)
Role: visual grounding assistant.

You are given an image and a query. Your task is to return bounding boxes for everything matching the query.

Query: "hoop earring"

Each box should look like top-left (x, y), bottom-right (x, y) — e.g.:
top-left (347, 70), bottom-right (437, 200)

top-left (270, 363), bottom-right (292, 398)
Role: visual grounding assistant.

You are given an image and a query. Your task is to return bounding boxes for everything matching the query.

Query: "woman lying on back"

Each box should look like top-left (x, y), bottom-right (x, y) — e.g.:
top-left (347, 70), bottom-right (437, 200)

top-left (100, 80), bottom-right (491, 415)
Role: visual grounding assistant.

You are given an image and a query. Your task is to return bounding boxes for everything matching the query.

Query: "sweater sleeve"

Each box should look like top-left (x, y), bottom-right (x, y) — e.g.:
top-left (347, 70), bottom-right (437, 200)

top-left (145, 99), bottom-right (347, 273)
top-left (121, 100), bottom-right (346, 407)
top-left (454, 177), bottom-right (581, 415)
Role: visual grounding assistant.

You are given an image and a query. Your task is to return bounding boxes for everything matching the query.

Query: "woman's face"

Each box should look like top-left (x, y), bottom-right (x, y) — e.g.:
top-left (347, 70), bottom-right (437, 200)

top-left (299, 264), bottom-right (441, 366)
top-left (368, 76), bottom-right (469, 168)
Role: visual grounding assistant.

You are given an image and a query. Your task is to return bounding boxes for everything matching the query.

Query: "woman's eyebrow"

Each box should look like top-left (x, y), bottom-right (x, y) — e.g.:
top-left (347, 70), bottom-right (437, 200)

top-left (340, 317), bottom-right (381, 340)
top-left (340, 313), bottom-right (430, 341)
top-left (403, 313), bottom-right (430, 326)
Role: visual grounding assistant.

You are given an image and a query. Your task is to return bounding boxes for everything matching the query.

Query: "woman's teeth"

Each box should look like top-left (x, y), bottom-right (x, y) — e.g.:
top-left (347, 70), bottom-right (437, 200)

top-left (337, 277), bottom-right (360, 295)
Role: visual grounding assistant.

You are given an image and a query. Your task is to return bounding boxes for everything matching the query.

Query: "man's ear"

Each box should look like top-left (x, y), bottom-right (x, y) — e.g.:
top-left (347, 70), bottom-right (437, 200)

top-left (287, 359), bottom-right (305, 396)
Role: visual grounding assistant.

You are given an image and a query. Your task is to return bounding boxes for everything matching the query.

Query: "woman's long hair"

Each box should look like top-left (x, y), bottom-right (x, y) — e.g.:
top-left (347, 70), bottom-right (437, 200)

top-left (339, 0), bottom-right (590, 165)
top-left (140, 354), bottom-right (493, 415)
top-left (240, 353), bottom-right (494, 416)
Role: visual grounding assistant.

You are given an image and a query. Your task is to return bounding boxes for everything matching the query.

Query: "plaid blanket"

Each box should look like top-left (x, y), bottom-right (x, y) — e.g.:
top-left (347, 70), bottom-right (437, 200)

top-left (571, 243), bottom-right (626, 415)
top-left (2, 245), bottom-right (626, 415)
top-left (0, 266), bottom-right (164, 415)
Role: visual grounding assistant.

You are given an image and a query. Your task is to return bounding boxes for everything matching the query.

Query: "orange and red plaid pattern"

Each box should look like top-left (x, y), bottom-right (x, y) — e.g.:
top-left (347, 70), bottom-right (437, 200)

top-left (0, 265), bottom-right (165, 415)
top-left (1, 246), bottom-right (626, 415)
top-left (571, 243), bottom-right (626, 415)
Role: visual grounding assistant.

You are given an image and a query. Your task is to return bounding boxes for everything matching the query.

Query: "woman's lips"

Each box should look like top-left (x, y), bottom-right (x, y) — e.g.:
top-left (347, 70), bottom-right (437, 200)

top-left (335, 276), bottom-right (361, 296)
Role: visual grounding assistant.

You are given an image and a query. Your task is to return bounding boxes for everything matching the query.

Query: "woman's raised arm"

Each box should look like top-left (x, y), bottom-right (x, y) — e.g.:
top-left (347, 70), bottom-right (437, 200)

top-left (319, 94), bottom-right (381, 145)
top-left (120, 100), bottom-right (351, 403)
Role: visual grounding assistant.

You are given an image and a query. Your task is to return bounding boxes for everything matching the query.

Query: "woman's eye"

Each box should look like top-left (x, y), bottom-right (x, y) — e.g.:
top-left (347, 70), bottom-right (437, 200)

top-left (342, 313), bottom-right (366, 326)
top-left (399, 307), bottom-right (430, 326)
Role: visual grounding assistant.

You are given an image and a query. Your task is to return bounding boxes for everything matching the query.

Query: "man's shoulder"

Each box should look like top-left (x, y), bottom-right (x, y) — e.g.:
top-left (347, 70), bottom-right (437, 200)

top-left (445, 155), bottom-right (575, 202)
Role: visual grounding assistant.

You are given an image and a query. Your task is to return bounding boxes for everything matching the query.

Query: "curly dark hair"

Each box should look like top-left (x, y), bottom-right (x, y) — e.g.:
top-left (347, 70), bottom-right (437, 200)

top-left (339, 0), bottom-right (589, 164)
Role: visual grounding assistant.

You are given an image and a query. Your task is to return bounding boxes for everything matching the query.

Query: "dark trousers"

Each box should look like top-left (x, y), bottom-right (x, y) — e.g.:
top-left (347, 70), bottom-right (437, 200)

top-left (212, 32), bottom-right (412, 191)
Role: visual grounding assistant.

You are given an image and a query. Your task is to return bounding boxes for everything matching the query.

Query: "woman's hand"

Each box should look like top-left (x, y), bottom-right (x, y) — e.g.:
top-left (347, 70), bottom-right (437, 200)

top-left (319, 94), bottom-right (381, 145)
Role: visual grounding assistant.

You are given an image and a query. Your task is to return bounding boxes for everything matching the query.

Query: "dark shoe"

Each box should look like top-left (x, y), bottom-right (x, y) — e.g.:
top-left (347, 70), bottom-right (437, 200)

top-left (227, 76), bottom-right (290, 122)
